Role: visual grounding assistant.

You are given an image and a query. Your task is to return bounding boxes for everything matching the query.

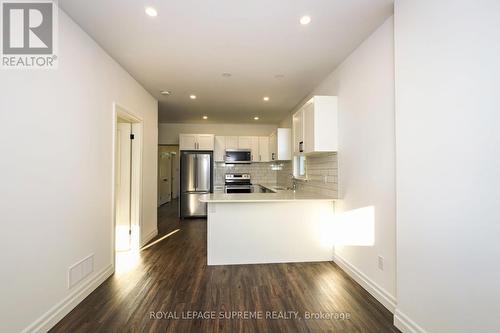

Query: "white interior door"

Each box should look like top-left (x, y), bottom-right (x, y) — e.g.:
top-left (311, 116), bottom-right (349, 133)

top-left (116, 123), bottom-right (132, 251)
top-left (158, 151), bottom-right (172, 205)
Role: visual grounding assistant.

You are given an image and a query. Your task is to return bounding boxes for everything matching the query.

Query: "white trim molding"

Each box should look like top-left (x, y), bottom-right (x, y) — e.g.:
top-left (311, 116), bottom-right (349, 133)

top-left (394, 309), bottom-right (427, 333)
top-left (141, 228), bottom-right (158, 247)
top-left (333, 254), bottom-right (397, 313)
top-left (21, 265), bottom-right (114, 333)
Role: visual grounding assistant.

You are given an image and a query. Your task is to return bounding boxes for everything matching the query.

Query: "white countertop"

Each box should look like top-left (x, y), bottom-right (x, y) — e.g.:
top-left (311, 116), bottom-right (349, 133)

top-left (200, 186), bottom-right (337, 203)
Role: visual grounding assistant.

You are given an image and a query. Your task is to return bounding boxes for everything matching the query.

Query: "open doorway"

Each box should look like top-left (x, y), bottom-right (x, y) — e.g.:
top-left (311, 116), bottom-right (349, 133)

top-left (158, 145), bottom-right (179, 206)
top-left (114, 104), bottom-right (143, 272)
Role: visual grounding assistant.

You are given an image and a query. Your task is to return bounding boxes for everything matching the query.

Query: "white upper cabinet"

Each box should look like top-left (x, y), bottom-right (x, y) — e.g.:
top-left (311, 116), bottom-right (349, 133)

top-left (238, 136), bottom-right (259, 161)
top-left (292, 96), bottom-right (338, 154)
top-left (197, 134), bottom-right (215, 150)
top-left (238, 136), bottom-right (252, 149)
top-left (269, 128), bottom-right (291, 161)
top-left (292, 109), bottom-right (305, 154)
top-left (214, 136), bottom-right (225, 162)
top-left (258, 137), bottom-right (270, 162)
top-left (225, 136), bottom-right (238, 149)
top-left (179, 134), bottom-right (215, 151)
top-left (179, 134), bottom-right (197, 150)
top-left (250, 137), bottom-right (260, 162)
top-left (214, 135), bottom-right (272, 162)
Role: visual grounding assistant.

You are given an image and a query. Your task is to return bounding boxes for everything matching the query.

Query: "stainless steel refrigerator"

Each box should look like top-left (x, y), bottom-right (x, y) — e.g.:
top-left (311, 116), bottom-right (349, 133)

top-left (180, 151), bottom-right (213, 218)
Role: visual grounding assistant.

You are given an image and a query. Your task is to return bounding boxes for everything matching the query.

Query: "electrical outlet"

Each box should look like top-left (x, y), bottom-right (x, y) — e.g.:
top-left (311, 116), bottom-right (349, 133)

top-left (378, 256), bottom-right (384, 271)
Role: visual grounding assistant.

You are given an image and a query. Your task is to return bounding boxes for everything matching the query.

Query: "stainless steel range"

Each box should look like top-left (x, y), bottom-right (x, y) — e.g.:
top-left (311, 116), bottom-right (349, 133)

top-left (224, 173), bottom-right (252, 193)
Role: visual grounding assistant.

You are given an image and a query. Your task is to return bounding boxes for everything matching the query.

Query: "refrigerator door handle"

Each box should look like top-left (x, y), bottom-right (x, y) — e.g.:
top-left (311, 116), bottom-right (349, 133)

top-left (194, 154), bottom-right (198, 190)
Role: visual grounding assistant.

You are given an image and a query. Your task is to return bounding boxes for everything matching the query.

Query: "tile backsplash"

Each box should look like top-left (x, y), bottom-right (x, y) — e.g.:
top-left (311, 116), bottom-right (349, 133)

top-left (214, 162), bottom-right (278, 186)
top-left (277, 153), bottom-right (338, 198)
top-left (215, 153), bottom-right (338, 198)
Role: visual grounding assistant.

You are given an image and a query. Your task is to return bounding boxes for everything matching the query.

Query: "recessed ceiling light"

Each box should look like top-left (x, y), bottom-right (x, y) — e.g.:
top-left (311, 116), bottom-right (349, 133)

top-left (160, 90), bottom-right (171, 96)
top-left (300, 16), bottom-right (311, 25)
top-left (274, 74), bottom-right (285, 79)
top-left (221, 73), bottom-right (232, 77)
top-left (263, 96), bottom-right (270, 101)
top-left (254, 116), bottom-right (260, 120)
top-left (189, 94), bottom-right (197, 100)
top-left (145, 7), bottom-right (158, 17)
top-left (203, 116), bottom-right (208, 120)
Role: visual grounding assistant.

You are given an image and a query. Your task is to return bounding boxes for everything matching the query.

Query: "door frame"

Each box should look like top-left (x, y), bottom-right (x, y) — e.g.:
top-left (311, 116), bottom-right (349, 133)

top-left (158, 148), bottom-right (173, 206)
top-left (158, 144), bottom-right (180, 200)
top-left (112, 102), bottom-right (144, 270)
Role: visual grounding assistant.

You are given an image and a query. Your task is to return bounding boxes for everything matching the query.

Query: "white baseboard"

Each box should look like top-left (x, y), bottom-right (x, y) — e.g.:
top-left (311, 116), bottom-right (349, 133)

top-left (333, 254), bottom-right (397, 313)
top-left (21, 265), bottom-right (114, 333)
top-left (394, 309), bottom-right (427, 333)
top-left (141, 228), bottom-right (158, 247)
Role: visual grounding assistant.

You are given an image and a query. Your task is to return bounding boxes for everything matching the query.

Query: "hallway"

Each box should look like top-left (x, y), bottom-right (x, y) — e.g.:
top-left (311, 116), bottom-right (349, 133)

top-left (50, 200), bottom-right (399, 332)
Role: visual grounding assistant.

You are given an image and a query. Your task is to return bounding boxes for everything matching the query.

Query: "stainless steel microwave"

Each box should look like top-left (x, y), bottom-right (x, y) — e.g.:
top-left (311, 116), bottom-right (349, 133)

top-left (224, 149), bottom-right (251, 164)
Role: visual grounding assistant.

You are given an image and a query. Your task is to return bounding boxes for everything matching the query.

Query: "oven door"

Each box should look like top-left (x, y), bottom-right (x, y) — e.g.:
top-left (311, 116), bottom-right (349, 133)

top-left (224, 149), bottom-right (251, 164)
top-left (224, 185), bottom-right (252, 193)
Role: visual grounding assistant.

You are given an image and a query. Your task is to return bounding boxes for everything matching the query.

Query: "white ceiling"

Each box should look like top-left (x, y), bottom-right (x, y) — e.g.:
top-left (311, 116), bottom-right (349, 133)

top-left (60, 0), bottom-right (393, 124)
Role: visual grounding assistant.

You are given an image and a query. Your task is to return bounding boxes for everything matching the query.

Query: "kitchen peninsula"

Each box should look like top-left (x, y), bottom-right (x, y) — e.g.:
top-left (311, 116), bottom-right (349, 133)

top-left (200, 186), bottom-right (336, 265)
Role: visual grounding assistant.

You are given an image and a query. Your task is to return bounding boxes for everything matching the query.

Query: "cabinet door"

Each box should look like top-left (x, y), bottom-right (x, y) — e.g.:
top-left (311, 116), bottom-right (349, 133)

top-left (197, 134), bottom-right (215, 150)
top-left (214, 136), bottom-right (225, 162)
top-left (292, 110), bottom-right (304, 154)
top-left (277, 128), bottom-right (292, 161)
top-left (250, 136), bottom-right (260, 162)
top-left (258, 137), bottom-right (270, 162)
top-left (269, 131), bottom-right (277, 161)
top-left (238, 136), bottom-right (252, 149)
top-left (303, 102), bottom-right (315, 154)
top-left (179, 134), bottom-right (197, 150)
top-left (225, 136), bottom-right (238, 149)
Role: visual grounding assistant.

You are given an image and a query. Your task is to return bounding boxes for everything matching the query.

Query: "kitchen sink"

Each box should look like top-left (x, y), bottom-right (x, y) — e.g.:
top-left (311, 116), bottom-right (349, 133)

top-left (272, 186), bottom-right (288, 191)
top-left (252, 185), bottom-right (276, 193)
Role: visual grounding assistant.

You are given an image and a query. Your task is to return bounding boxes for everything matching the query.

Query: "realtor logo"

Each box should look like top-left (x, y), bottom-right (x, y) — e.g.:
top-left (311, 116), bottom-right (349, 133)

top-left (1, 0), bottom-right (58, 68)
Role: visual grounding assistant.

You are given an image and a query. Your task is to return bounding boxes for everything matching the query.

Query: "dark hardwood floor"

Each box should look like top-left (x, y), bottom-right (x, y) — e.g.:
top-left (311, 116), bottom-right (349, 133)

top-left (51, 199), bottom-right (400, 333)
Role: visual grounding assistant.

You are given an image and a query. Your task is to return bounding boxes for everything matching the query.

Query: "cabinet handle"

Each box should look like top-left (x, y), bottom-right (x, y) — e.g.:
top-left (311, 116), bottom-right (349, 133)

top-left (299, 141), bottom-right (304, 153)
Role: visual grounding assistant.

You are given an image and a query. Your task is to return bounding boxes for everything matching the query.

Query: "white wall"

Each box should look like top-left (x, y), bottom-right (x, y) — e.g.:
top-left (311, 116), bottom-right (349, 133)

top-left (0, 9), bottom-right (158, 333)
top-left (280, 17), bottom-right (396, 310)
top-left (394, 1), bottom-right (500, 332)
top-left (159, 123), bottom-right (276, 144)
